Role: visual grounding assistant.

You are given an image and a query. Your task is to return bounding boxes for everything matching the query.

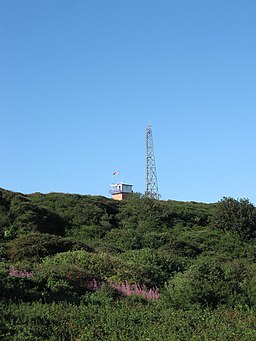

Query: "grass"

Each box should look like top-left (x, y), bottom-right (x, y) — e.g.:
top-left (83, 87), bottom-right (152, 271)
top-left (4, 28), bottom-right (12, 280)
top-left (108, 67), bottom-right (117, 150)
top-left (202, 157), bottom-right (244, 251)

top-left (1, 299), bottom-right (256, 340)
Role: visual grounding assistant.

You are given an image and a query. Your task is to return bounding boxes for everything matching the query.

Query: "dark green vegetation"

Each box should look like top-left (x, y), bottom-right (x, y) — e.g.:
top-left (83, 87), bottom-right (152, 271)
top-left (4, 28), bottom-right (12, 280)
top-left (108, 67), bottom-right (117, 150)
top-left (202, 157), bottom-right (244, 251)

top-left (0, 188), bottom-right (256, 340)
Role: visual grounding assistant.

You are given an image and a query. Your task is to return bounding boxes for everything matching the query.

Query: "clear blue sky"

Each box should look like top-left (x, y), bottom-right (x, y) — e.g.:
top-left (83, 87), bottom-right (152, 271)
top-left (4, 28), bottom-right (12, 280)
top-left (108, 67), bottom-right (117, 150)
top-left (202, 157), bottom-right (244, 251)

top-left (0, 0), bottom-right (255, 203)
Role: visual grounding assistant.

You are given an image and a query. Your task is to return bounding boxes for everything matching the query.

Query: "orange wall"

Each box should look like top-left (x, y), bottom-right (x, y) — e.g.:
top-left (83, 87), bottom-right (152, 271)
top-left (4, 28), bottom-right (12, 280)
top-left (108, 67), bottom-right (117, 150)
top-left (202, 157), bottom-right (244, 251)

top-left (112, 192), bottom-right (129, 201)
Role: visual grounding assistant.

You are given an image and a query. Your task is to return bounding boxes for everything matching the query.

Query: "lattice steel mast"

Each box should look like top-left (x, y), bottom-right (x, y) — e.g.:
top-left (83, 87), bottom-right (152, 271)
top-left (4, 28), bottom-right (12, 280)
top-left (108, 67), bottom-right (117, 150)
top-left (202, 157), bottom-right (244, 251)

top-left (145, 125), bottom-right (160, 199)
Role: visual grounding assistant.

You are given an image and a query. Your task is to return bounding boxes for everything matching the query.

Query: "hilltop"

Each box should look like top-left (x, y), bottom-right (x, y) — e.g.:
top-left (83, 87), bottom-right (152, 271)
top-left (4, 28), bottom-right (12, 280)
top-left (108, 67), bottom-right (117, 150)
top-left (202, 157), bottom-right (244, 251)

top-left (0, 187), bottom-right (215, 240)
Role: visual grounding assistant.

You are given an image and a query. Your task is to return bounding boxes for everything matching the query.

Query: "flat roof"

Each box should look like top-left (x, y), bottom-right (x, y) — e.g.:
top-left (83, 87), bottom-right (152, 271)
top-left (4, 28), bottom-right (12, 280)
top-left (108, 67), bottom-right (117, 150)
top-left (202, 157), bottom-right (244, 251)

top-left (110, 182), bottom-right (133, 186)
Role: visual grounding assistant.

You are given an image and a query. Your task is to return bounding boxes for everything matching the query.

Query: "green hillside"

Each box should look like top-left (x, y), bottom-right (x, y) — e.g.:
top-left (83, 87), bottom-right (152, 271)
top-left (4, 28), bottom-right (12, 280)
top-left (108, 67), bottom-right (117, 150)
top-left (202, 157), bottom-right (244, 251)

top-left (0, 188), bottom-right (256, 340)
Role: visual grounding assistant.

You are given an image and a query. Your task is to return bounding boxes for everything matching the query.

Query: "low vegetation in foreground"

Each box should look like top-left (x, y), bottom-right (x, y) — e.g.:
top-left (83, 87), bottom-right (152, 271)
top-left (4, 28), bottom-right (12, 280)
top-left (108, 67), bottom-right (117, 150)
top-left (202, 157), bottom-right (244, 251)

top-left (0, 188), bottom-right (256, 340)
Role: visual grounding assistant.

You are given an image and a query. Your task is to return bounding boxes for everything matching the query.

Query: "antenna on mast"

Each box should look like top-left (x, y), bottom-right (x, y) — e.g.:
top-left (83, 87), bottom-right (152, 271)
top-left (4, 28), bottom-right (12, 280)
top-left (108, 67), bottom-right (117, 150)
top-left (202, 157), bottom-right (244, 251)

top-left (145, 125), bottom-right (160, 199)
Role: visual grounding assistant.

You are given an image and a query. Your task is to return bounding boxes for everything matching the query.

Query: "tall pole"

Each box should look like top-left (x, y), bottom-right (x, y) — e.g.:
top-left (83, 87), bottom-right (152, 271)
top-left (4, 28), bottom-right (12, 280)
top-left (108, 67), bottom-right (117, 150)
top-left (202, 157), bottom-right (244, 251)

top-left (145, 125), bottom-right (160, 199)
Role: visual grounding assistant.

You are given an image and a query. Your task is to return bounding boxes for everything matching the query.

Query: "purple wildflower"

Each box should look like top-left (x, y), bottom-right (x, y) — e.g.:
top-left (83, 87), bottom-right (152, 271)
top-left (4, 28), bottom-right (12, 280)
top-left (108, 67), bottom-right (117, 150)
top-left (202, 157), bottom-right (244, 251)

top-left (87, 278), bottom-right (101, 290)
top-left (9, 266), bottom-right (34, 278)
top-left (108, 281), bottom-right (160, 300)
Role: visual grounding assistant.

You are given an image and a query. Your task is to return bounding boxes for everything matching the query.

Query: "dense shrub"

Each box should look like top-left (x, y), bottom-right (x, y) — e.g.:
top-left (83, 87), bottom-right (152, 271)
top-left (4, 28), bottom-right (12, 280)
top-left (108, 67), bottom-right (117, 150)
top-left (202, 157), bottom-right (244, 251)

top-left (0, 188), bottom-right (215, 240)
top-left (0, 300), bottom-right (256, 340)
top-left (119, 248), bottom-right (186, 287)
top-left (245, 268), bottom-right (256, 308)
top-left (0, 208), bottom-right (9, 239)
top-left (158, 236), bottom-right (202, 258)
top-left (36, 250), bottom-right (127, 284)
top-left (28, 192), bottom-right (119, 232)
top-left (164, 257), bottom-right (252, 308)
top-left (67, 224), bottom-right (111, 241)
top-left (104, 228), bottom-right (143, 250)
top-left (9, 233), bottom-right (94, 262)
top-left (7, 196), bottom-right (66, 237)
top-left (213, 197), bottom-right (256, 239)
top-left (141, 231), bottom-right (171, 249)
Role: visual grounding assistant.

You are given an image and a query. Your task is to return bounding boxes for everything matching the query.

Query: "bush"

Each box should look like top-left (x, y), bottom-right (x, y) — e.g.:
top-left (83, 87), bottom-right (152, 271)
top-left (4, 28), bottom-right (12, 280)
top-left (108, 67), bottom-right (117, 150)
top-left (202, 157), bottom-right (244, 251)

top-left (213, 197), bottom-right (256, 239)
top-left (119, 248), bottom-right (185, 287)
top-left (8, 196), bottom-right (66, 237)
top-left (9, 232), bottom-right (94, 262)
top-left (104, 229), bottom-right (143, 250)
top-left (35, 250), bottom-right (127, 286)
top-left (164, 257), bottom-right (252, 309)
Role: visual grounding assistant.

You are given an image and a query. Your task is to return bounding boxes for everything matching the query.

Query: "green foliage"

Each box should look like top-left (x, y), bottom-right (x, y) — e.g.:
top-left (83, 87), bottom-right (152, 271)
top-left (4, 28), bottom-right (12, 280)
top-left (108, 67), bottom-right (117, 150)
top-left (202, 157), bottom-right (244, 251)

top-left (116, 195), bottom-right (166, 230)
top-left (28, 192), bottom-right (119, 232)
top-left (0, 300), bottom-right (256, 340)
top-left (119, 248), bottom-right (185, 287)
top-left (0, 241), bottom-right (9, 262)
top-left (0, 207), bottom-right (9, 239)
top-left (1, 188), bottom-right (256, 339)
top-left (142, 231), bottom-right (171, 249)
top-left (246, 266), bottom-right (256, 308)
top-left (0, 266), bottom-right (40, 301)
top-left (164, 257), bottom-right (253, 308)
top-left (7, 195), bottom-right (66, 237)
top-left (213, 197), bottom-right (256, 239)
top-left (93, 243), bottom-right (123, 255)
top-left (0, 188), bottom-right (215, 240)
top-left (171, 225), bottom-right (255, 260)
top-left (164, 200), bottom-right (215, 227)
top-left (158, 235), bottom-right (202, 258)
top-left (9, 232), bottom-right (94, 262)
top-left (116, 196), bottom-right (213, 232)
top-left (104, 228), bottom-right (143, 250)
top-left (87, 283), bottom-right (122, 304)
top-left (67, 224), bottom-right (111, 241)
top-left (35, 250), bottom-right (130, 286)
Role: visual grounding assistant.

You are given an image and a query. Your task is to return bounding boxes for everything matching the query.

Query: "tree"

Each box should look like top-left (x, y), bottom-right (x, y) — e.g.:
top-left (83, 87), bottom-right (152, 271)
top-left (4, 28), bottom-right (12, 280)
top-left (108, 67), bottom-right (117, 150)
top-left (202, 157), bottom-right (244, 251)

top-left (213, 197), bottom-right (256, 239)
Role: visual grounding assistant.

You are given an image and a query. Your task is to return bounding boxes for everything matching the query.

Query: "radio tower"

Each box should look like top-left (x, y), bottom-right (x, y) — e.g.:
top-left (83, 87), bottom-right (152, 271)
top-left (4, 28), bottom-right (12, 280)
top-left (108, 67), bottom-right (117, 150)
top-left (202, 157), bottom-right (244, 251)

top-left (145, 125), bottom-right (160, 199)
